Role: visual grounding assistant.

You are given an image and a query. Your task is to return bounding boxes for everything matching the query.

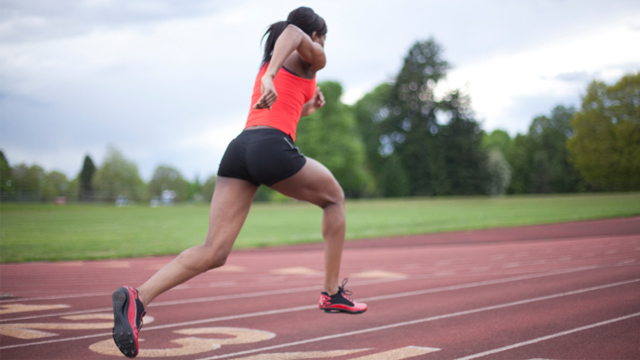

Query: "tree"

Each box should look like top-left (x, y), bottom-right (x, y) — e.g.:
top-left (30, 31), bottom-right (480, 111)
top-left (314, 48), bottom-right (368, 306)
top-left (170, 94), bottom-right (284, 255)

top-left (482, 129), bottom-right (513, 156)
top-left (528, 105), bottom-right (582, 193)
top-left (79, 155), bottom-right (96, 201)
top-left (567, 73), bottom-right (640, 191)
top-left (356, 38), bottom-right (489, 196)
top-left (506, 105), bottom-right (583, 194)
top-left (149, 165), bottom-right (189, 202)
top-left (42, 171), bottom-right (68, 201)
top-left (11, 163), bottom-right (45, 201)
top-left (200, 174), bottom-right (216, 202)
top-left (295, 81), bottom-right (372, 197)
top-left (0, 150), bottom-right (15, 200)
top-left (92, 146), bottom-right (146, 202)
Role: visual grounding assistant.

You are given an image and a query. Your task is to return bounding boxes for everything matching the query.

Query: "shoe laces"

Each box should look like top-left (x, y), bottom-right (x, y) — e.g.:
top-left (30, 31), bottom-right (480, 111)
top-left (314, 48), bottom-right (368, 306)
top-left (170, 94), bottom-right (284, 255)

top-left (337, 278), bottom-right (354, 302)
top-left (139, 311), bottom-right (146, 331)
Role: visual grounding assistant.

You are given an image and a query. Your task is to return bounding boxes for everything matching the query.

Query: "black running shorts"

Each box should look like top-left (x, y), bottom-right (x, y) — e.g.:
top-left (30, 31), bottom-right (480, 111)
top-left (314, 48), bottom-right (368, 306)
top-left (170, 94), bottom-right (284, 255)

top-left (217, 128), bottom-right (306, 186)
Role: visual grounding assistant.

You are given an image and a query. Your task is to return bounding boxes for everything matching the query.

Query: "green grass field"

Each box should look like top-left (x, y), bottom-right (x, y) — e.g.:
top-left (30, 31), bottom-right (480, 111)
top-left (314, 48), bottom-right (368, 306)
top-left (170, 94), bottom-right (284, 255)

top-left (1, 192), bottom-right (639, 263)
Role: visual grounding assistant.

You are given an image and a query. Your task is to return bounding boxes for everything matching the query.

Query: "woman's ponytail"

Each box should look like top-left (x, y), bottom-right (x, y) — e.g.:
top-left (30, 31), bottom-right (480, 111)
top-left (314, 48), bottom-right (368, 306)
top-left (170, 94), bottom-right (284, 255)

top-left (261, 21), bottom-right (290, 66)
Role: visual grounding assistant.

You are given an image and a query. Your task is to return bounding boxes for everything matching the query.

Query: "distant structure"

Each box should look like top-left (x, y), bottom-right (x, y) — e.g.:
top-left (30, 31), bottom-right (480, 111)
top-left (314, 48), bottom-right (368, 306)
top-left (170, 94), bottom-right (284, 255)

top-left (161, 190), bottom-right (176, 205)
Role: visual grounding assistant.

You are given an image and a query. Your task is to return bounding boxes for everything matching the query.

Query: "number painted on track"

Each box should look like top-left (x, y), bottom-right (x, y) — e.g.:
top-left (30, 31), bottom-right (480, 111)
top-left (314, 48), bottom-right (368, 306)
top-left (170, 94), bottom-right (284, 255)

top-left (231, 346), bottom-right (440, 360)
top-left (0, 304), bottom-right (69, 315)
top-left (89, 327), bottom-right (275, 357)
top-left (0, 313), bottom-right (154, 339)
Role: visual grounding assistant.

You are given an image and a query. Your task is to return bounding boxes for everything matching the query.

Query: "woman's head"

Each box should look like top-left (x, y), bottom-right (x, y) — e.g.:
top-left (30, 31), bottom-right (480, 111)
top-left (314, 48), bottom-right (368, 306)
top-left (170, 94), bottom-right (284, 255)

top-left (261, 7), bottom-right (327, 66)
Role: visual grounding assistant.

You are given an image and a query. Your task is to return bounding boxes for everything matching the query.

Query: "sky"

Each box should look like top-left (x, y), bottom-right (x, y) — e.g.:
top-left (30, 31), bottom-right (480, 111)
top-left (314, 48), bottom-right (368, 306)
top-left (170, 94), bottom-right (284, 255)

top-left (1, 0), bottom-right (639, 181)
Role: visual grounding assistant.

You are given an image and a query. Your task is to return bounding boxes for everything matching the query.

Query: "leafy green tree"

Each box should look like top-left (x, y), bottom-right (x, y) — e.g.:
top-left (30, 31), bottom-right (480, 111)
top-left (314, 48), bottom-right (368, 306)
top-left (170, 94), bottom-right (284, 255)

top-left (149, 165), bottom-right (189, 202)
top-left (11, 163), bottom-right (45, 201)
top-left (200, 174), bottom-right (216, 202)
top-left (528, 105), bottom-right (582, 193)
top-left (92, 146), bottom-right (147, 202)
top-left (568, 73), bottom-right (640, 191)
top-left (482, 130), bottom-right (513, 156)
top-left (507, 105), bottom-right (583, 194)
top-left (486, 149), bottom-right (511, 195)
top-left (296, 81), bottom-right (372, 197)
top-left (0, 150), bottom-right (15, 200)
top-left (79, 155), bottom-right (96, 201)
top-left (42, 171), bottom-right (68, 201)
top-left (506, 134), bottom-right (533, 194)
top-left (356, 38), bottom-right (488, 196)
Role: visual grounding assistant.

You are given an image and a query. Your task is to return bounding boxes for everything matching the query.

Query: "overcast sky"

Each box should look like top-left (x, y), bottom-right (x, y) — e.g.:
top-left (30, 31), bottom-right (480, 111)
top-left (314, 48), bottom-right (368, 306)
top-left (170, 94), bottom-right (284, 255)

top-left (1, 0), bottom-right (639, 181)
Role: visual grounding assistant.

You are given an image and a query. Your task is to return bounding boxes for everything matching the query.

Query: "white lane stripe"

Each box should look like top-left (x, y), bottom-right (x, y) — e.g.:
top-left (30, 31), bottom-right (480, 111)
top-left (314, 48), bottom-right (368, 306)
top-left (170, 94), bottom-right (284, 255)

top-left (0, 279), bottom-right (397, 323)
top-left (192, 279), bottom-right (640, 360)
top-left (0, 265), bottom-right (600, 323)
top-left (1, 277), bottom-right (637, 351)
top-left (3, 262), bottom-right (637, 324)
top-left (453, 312), bottom-right (640, 360)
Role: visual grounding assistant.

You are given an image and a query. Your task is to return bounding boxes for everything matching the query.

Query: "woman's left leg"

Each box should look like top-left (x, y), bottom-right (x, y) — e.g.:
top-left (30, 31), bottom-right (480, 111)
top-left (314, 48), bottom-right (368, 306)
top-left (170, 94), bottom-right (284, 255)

top-left (269, 157), bottom-right (345, 295)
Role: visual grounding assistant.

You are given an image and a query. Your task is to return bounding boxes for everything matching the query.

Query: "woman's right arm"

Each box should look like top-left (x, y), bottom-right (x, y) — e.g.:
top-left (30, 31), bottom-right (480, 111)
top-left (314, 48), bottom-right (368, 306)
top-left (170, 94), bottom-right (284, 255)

top-left (253, 25), bottom-right (326, 110)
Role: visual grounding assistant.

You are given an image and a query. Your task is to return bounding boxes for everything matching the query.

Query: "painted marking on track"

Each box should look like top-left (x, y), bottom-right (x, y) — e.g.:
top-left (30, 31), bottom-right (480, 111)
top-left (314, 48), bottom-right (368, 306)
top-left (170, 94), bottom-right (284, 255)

top-left (229, 349), bottom-right (367, 359)
top-left (0, 314), bottom-right (154, 340)
top-left (503, 263), bottom-right (520, 268)
top-left (351, 270), bottom-right (408, 279)
top-left (453, 312), bottom-right (640, 360)
top-left (270, 267), bottom-right (321, 276)
top-left (213, 265), bottom-right (246, 272)
top-left (230, 346), bottom-right (439, 360)
top-left (53, 261), bottom-right (84, 266)
top-left (0, 304), bottom-right (69, 315)
top-left (349, 346), bottom-right (440, 359)
top-left (90, 327), bottom-right (274, 357)
top-left (192, 279), bottom-right (640, 360)
top-left (2, 267), bottom-right (636, 350)
top-left (97, 261), bottom-right (130, 268)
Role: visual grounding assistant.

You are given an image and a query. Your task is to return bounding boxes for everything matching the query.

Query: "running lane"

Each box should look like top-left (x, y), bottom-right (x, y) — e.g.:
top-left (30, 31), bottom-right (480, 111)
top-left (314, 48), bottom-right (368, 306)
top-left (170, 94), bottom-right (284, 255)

top-left (0, 217), bottom-right (638, 359)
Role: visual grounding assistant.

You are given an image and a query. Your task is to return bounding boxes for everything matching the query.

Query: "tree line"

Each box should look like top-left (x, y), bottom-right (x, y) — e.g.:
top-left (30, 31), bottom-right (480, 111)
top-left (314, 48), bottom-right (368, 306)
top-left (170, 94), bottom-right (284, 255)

top-left (0, 147), bottom-right (217, 204)
top-left (1, 38), bottom-right (638, 203)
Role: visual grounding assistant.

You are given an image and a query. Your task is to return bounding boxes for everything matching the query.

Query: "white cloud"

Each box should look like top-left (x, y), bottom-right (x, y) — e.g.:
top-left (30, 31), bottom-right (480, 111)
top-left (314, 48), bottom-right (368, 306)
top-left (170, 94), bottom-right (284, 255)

top-left (435, 13), bottom-right (640, 135)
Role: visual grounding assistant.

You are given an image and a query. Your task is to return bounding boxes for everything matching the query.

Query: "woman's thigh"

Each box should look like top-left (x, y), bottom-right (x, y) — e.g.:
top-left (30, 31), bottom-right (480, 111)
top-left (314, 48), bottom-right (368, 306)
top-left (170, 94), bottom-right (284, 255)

top-left (269, 157), bottom-right (344, 208)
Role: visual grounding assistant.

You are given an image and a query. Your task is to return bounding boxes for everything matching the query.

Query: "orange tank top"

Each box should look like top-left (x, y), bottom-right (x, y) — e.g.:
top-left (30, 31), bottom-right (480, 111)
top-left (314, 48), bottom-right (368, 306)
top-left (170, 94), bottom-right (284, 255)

top-left (245, 63), bottom-right (316, 142)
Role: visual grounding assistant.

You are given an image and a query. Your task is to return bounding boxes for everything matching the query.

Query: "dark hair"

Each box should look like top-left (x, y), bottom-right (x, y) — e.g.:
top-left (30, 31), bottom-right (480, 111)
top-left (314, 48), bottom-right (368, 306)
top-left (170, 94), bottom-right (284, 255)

top-left (261, 7), bottom-right (327, 66)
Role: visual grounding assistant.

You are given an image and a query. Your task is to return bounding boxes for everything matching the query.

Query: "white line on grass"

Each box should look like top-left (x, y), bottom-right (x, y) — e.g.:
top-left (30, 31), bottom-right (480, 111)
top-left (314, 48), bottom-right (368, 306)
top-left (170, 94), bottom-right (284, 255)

top-left (453, 312), bottom-right (640, 360)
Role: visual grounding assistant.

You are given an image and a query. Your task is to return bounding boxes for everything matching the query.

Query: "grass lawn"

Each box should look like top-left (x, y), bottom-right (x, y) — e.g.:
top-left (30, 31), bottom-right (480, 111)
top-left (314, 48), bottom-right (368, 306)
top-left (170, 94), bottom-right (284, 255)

top-left (1, 192), bottom-right (639, 263)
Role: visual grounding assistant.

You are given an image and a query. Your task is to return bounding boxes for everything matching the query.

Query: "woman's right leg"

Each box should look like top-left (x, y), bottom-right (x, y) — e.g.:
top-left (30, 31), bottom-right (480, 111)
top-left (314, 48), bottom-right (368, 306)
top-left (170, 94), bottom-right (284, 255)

top-left (136, 176), bottom-right (258, 308)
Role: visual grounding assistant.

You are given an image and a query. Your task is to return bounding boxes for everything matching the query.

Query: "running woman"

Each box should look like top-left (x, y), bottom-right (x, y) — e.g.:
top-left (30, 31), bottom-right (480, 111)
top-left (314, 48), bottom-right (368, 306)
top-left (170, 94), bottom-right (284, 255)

top-left (111, 7), bottom-right (367, 358)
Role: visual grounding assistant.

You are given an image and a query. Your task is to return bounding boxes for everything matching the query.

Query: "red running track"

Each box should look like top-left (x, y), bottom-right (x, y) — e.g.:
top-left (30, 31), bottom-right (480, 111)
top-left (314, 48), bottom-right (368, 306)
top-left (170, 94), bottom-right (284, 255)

top-left (1, 217), bottom-right (639, 360)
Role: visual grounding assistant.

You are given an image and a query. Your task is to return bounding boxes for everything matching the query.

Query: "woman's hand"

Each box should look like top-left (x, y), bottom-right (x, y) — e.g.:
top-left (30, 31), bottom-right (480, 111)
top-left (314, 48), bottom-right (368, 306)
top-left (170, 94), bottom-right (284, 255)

top-left (301, 86), bottom-right (325, 117)
top-left (253, 75), bottom-right (278, 110)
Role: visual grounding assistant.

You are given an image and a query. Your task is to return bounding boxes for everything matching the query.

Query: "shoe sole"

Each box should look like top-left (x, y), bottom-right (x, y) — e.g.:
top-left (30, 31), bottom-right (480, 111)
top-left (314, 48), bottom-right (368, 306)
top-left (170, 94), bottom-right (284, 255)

top-left (321, 307), bottom-right (367, 314)
top-left (112, 288), bottom-right (138, 358)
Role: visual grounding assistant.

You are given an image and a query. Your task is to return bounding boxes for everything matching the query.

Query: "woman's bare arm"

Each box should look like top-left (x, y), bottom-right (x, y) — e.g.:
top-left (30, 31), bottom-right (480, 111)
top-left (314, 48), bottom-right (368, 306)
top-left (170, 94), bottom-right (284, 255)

top-left (253, 25), bottom-right (326, 110)
top-left (301, 87), bottom-right (325, 117)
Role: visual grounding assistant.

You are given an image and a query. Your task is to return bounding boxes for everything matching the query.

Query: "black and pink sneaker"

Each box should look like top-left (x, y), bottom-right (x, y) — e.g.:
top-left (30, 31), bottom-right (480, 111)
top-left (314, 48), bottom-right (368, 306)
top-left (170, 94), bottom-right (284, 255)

top-left (112, 286), bottom-right (146, 358)
top-left (319, 279), bottom-right (367, 314)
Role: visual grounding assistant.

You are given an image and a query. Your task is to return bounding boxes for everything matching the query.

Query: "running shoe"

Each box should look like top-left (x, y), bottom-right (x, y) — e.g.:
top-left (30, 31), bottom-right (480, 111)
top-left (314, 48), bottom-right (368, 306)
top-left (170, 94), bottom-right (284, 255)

top-left (319, 279), bottom-right (367, 314)
top-left (112, 286), bottom-right (146, 358)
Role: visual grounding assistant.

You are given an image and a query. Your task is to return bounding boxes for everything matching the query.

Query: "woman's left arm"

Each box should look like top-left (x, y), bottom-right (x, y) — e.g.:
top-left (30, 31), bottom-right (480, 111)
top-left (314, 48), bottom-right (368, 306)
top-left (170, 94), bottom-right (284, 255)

top-left (301, 87), bottom-right (325, 117)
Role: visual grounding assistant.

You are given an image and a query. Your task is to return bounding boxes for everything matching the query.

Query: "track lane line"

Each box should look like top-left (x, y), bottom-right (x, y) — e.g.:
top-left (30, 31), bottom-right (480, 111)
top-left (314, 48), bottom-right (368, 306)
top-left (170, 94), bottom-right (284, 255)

top-left (0, 264), bottom-right (602, 323)
top-left (190, 279), bottom-right (640, 360)
top-left (453, 312), bottom-right (640, 360)
top-left (2, 274), bottom-right (637, 351)
top-left (3, 262), bottom-right (637, 324)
